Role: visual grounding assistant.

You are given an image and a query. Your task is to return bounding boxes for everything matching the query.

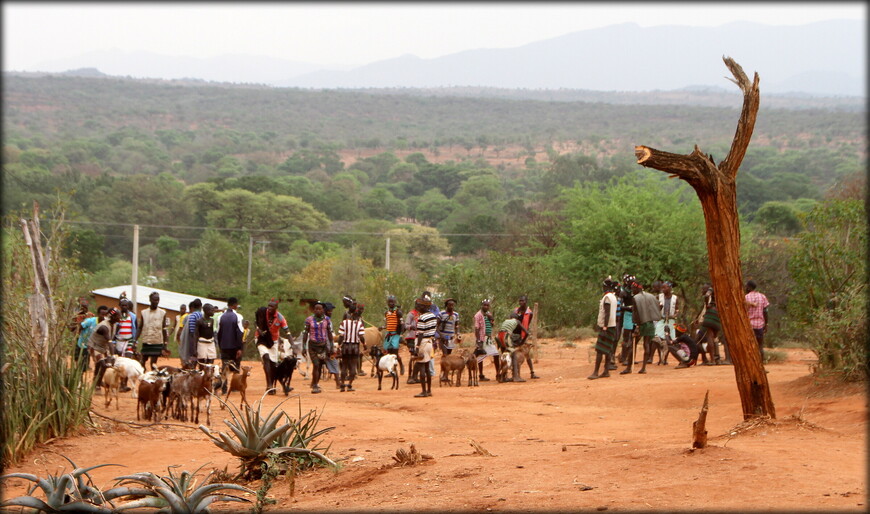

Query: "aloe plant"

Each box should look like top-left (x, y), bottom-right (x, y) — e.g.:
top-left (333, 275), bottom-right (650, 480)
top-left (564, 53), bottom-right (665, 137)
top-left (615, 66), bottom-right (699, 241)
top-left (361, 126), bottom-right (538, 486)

top-left (200, 392), bottom-right (336, 479)
top-left (0, 458), bottom-right (145, 513)
top-left (112, 464), bottom-right (252, 513)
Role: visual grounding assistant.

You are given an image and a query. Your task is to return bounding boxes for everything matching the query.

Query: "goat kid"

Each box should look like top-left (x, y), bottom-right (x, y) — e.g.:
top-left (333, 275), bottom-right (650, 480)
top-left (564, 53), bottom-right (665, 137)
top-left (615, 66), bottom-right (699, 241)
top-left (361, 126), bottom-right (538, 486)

top-left (222, 365), bottom-right (252, 408)
top-left (376, 353), bottom-right (399, 390)
top-left (102, 367), bottom-right (121, 409)
top-left (137, 376), bottom-right (167, 423)
top-left (440, 349), bottom-right (471, 387)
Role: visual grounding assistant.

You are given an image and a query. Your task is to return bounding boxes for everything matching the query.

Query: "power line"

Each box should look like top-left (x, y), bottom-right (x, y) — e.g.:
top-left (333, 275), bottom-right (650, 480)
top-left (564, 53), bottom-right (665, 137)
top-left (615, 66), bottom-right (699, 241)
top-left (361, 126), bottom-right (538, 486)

top-left (41, 218), bottom-right (539, 238)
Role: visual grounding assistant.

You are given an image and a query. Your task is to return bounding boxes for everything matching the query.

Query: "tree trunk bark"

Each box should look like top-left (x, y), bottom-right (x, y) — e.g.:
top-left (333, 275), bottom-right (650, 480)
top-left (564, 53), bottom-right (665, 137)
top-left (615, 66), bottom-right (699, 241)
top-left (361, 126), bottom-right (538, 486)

top-left (635, 57), bottom-right (776, 420)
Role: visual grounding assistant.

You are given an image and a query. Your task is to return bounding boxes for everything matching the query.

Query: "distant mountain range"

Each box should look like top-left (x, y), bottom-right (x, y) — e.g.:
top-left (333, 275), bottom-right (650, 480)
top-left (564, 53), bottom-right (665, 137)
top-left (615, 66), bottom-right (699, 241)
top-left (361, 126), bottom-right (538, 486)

top-left (24, 19), bottom-right (865, 97)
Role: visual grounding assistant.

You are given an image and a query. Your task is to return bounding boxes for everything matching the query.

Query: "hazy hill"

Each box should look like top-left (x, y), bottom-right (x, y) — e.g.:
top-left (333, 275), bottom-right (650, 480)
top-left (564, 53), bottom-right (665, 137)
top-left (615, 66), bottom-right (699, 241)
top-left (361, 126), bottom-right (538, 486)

top-left (282, 20), bottom-right (865, 96)
top-left (22, 20), bottom-right (864, 97)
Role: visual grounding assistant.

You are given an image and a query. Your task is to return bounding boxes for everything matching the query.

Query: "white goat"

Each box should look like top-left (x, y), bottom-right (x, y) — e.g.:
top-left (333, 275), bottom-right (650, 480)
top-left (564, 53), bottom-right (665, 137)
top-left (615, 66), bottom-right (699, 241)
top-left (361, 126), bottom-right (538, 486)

top-left (376, 354), bottom-right (399, 390)
top-left (113, 356), bottom-right (145, 398)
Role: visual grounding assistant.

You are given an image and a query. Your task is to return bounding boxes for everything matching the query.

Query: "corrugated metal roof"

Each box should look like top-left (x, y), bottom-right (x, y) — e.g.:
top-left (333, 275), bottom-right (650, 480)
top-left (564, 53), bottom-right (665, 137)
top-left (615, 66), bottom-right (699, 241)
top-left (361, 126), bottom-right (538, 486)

top-left (90, 285), bottom-right (228, 312)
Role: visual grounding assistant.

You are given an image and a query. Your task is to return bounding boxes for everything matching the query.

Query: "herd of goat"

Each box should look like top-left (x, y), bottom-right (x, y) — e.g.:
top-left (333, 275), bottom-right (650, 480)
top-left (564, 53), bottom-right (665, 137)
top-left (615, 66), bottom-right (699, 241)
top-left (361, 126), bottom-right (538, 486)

top-left (93, 333), bottom-right (534, 424)
top-left (95, 355), bottom-right (251, 425)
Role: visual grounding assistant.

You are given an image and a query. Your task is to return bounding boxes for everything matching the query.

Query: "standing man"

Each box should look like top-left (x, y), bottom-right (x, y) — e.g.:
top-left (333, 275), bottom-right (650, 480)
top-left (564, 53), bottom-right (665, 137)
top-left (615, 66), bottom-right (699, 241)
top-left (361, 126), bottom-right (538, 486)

top-left (81, 305), bottom-right (108, 374)
top-left (174, 304), bottom-right (188, 343)
top-left (216, 297), bottom-right (244, 394)
top-left (617, 274), bottom-right (637, 368)
top-left (69, 297), bottom-right (94, 373)
top-left (473, 299), bottom-right (497, 381)
top-left (745, 280), bottom-right (770, 360)
top-left (437, 298), bottom-right (460, 356)
top-left (113, 298), bottom-right (138, 358)
top-left (656, 281), bottom-right (680, 365)
top-left (413, 294), bottom-right (438, 397)
top-left (183, 299), bottom-right (203, 367)
top-left (302, 301), bottom-right (333, 394)
top-left (589, 278), bottom-right (619, 380)
top-left (381, 295), bottom-right (405, 375)
top-left (137, 291), bottom-right (168, 371)
top-left (514, 295), bottom-right (539, 379)
top-left (194, 303), bottom-right (218, 366)
top-left (337, 307), bottom-right (366, 392)
top-left (403, 298), bottom-right (422, 384)
top-left (625, 281), bottom-right (662, 375)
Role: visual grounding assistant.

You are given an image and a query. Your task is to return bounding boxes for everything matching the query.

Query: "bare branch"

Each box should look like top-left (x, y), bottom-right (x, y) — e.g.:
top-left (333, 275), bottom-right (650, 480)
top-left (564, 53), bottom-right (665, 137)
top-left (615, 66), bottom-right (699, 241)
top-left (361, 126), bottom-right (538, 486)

top-left (719, 57), bottom-right (761, 177)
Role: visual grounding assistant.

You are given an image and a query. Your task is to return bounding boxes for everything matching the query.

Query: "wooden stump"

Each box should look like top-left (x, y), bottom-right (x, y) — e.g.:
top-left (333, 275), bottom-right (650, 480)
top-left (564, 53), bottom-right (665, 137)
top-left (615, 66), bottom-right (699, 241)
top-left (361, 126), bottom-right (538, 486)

top-left (692, 390), bottom-right (710, 449)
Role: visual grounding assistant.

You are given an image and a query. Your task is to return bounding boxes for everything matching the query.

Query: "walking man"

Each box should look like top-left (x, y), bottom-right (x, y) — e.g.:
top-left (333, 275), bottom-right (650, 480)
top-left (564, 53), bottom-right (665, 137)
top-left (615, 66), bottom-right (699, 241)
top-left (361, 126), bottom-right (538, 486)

top-left (256, 299), bottom-right (290, 394)
top-left (338, 308), bottom-right (366, 392)
top-left (303, 301), bottom-right (333, 394)
top-left (745, 280), bottom-right (770, 360)
top-left (216, 297), bottom-right (244, 394)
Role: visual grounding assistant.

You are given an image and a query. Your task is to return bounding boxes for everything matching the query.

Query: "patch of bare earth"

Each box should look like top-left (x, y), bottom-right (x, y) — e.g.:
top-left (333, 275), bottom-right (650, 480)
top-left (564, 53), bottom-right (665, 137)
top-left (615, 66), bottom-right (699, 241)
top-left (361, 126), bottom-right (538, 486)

top-left (2, 343), bottom-right (865, 512)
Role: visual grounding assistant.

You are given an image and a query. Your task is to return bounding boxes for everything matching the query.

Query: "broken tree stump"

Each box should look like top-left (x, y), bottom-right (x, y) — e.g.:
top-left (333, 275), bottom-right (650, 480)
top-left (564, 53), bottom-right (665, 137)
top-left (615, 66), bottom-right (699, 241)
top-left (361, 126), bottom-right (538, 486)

top-left (693, 390), bottom-right (710, 449)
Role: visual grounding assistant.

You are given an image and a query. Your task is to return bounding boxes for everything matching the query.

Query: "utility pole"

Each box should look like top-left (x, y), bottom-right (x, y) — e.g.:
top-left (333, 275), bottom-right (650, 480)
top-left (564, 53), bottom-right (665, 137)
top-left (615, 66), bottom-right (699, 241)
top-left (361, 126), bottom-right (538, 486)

top-left (247, 235), bottom-right (253, 294)
top-left (131, 224), bottom-right (139, 308)
top-left (385, 237), bottom-right (391, 270)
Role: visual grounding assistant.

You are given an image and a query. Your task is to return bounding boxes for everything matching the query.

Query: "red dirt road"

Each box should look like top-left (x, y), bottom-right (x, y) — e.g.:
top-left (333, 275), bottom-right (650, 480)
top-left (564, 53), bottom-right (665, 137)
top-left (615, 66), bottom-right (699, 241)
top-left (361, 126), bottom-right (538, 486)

top-left (2, 341), bottom-right (866, 512)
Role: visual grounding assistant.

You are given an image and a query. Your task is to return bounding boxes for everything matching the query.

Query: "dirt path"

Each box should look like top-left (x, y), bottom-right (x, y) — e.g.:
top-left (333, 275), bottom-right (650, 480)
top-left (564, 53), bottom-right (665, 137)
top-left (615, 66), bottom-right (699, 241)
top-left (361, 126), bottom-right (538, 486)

top-left (2, 341), bottom-right (866, 512)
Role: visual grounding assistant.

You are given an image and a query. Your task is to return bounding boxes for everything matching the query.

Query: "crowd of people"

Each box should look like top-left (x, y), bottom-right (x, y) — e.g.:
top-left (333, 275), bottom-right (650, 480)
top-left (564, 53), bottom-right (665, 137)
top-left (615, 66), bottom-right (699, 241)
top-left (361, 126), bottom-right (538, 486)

top-left (69, 278), bottom-right (769, 397)
top-left (587, 274), bottom-right (770, 380)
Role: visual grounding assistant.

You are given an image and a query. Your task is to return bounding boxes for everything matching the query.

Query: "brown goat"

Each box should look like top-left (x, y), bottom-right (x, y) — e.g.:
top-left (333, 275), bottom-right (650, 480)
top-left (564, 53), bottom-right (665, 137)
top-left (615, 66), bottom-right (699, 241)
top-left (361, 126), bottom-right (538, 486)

top-left (137, 377), bottom-right (166, 422)
top-left (222, 365), bottom-right (251, 408)
top-left (439, 350), bottom-right (471, 387)
top-left (102, 367), bottom-right (121, 409)
top-left (189, 364), bottom-right (216, 425)
top-left (465, 352), bottom-right (479, 387)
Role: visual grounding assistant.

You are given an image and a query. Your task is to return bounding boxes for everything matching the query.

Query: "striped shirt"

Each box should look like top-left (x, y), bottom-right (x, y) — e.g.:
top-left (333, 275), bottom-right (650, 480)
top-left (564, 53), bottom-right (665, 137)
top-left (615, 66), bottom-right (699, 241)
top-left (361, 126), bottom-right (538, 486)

top-left (384, 309), bottom-right (400, 333)
top-left (439, 311), bottom-right (459, 335)
top-left (305, 315), bottom-right (331, 343)
top-left (116, 315), bottom-right (133, 340)
top-left (339, 318), bottom-right (366, 343)
top-left (416, 311), bottom-right (438, 338)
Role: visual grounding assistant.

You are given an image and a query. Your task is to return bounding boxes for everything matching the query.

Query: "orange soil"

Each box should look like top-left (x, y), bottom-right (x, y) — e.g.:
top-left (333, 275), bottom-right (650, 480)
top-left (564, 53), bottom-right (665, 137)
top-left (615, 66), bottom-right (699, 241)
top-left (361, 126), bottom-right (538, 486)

top-left (2, 341), bottom-right (866, 512)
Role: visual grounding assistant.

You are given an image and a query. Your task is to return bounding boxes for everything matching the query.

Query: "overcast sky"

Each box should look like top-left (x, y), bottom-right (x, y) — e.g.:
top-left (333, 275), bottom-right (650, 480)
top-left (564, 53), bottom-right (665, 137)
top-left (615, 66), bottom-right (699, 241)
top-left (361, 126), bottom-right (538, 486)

top-left (3, 2), bottom-right (865, 70)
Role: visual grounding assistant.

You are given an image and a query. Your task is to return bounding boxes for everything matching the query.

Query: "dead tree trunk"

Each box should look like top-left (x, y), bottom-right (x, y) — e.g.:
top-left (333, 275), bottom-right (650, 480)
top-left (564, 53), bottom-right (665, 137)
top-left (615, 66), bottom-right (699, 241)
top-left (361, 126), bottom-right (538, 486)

top-left (635, 57), bottom-right (775, 420)
top-left (692, 390), bottom-right (710, 449)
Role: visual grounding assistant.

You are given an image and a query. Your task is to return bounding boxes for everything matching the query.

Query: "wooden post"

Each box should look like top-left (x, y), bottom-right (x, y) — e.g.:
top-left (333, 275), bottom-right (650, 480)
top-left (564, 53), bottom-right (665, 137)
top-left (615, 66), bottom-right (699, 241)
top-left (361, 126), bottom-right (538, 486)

top-left (692, 390), bottom-right (710, 449)
top-left (20, 205), bottom-right (52, 361)
top-left (635, 57), bottom-right (775, 420)
top-left (531, 302), bottom-right (539, 362)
